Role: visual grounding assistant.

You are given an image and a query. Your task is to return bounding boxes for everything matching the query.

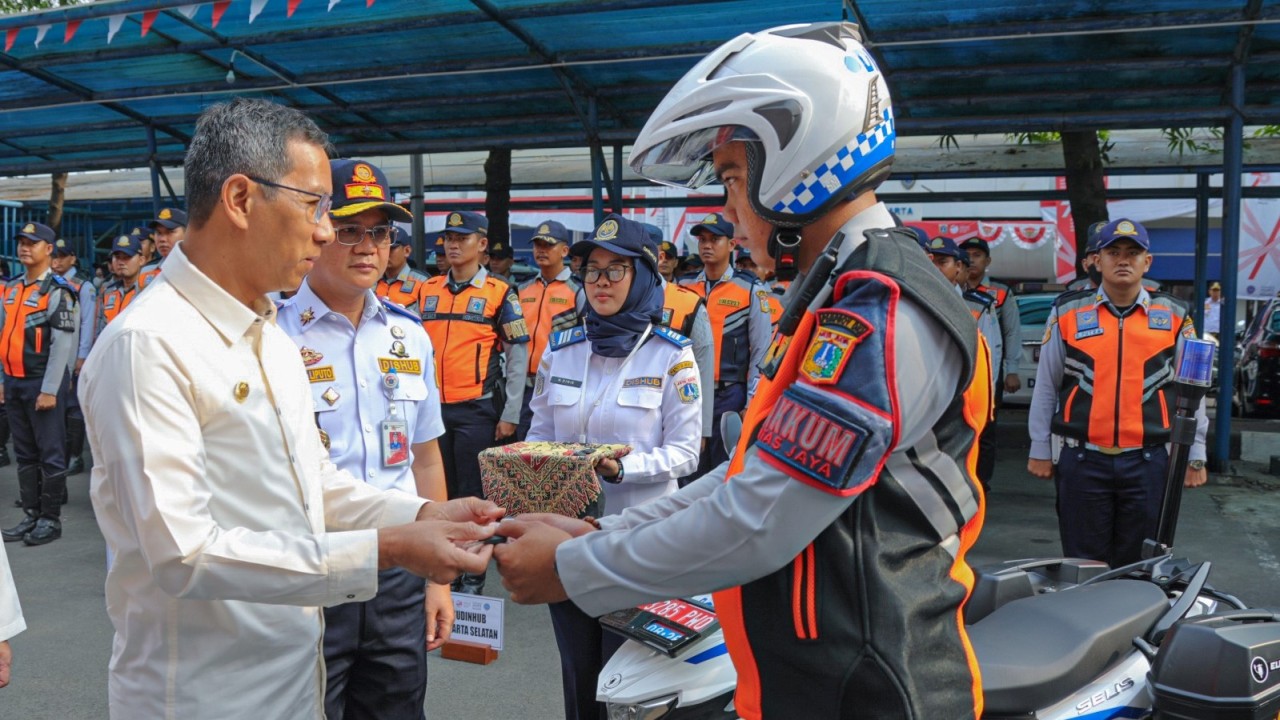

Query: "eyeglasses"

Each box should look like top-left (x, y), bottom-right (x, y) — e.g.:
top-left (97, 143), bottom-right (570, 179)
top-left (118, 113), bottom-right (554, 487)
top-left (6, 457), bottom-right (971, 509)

top-left (334, 224), bottom-right (398, 247)
top-left (246, 176), bottom-right (333, 224)
top-left (583, 263), bottom-right (632, 284)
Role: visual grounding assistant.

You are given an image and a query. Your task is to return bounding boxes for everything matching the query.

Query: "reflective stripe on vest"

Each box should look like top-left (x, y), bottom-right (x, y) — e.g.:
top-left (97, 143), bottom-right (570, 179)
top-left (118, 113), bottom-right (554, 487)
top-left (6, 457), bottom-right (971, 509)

top-left (420, 276), bottom-right (511, 404)
top-left (1, 276), bottom-right (60, 379)
top-left (1049, 294), bottom-right (1187, 448)
top-left (520, 276), bottom-right (582, 375)
top-left (660, 284), bottom-right (702, 338)
top-left (712, 269), bottom-right (983, 720)
top-left (681, 275), bottom-right (753, 384)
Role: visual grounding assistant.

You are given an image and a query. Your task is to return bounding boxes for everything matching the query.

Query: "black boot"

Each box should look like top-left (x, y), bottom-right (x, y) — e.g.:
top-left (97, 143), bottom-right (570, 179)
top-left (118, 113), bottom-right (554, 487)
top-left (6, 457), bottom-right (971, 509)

top-left (66, 417), bottom-right (86, 476)
top-left (23, 517), bottom-right (61, 546)
top-left (24, 477), bottom-right (65, 546)
top-left (3, 465), bottom-right (39, 541)
top-left (0, 447), bottom-right (10, 468)
top-left (2, 512), bottom-right (37, 542)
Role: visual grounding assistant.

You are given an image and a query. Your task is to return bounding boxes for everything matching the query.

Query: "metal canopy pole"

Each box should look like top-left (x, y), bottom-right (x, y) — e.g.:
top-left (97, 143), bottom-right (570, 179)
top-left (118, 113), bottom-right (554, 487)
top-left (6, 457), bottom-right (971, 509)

top-left (590, 98), bottom-right (604, 226)
top-left (1193, 173), bottom-right (1210, 333)
top-left (612, 144), bottom-right (624, 214)
top-left (147, 126), bottom-right (162, 218)
top-left (410, 153), bottom-right (425, 269)
top-left (1213, 62), bottom-right (1245, 471)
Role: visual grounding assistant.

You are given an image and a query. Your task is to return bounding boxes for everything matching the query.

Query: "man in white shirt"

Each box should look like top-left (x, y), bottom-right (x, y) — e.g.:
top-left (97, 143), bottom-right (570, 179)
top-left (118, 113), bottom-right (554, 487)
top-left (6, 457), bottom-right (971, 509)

top-left (79, 98), bottom-right (500, 720)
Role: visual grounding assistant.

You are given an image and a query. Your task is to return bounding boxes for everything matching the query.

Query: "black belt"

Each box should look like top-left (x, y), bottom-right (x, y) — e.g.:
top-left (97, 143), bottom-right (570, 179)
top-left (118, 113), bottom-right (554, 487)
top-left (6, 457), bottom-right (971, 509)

top-left (715, 381), bottom-right (744, 391)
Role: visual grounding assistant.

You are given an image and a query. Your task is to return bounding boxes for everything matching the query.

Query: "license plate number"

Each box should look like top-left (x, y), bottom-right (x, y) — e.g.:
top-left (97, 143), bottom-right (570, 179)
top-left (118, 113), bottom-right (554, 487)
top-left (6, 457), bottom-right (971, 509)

top-left (638, 598), bottom-right (717, 632)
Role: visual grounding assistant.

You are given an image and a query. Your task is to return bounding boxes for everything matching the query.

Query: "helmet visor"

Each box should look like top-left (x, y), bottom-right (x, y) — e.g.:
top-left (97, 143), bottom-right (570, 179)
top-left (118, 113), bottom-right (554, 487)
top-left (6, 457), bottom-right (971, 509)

top-left (630, 125), bottom-right (758, 189)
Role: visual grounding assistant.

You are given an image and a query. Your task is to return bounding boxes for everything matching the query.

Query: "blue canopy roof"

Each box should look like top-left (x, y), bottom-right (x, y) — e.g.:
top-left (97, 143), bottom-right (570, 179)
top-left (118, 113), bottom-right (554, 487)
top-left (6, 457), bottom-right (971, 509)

top-left (0, 0), bottom-right (1276, 176)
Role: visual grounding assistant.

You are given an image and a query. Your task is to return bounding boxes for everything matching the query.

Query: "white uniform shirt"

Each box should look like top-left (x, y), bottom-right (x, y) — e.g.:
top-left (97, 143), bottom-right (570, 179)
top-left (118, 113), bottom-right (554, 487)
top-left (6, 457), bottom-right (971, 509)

top-left (527, 325), bottom-right (702, 514)
top-left (79, 244), bottom-right (427, 720)
top-left (1204, 297), bottom-right (1222, 334)
top-left (278, 279), bottom-right (445, 495)
top-left (0, 543), bottom-right (24, 643)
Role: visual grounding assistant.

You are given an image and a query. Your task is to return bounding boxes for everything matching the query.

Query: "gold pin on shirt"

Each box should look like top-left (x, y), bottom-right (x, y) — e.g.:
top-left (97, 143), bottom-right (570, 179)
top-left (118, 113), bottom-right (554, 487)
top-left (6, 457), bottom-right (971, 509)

top-left (233, 382), bottom-right (250, 402)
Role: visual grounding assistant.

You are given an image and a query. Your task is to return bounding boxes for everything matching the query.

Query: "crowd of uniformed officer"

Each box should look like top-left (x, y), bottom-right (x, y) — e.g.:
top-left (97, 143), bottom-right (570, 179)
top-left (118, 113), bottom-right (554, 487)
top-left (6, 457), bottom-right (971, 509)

top-left (1, 206), bottom-right (187, 547)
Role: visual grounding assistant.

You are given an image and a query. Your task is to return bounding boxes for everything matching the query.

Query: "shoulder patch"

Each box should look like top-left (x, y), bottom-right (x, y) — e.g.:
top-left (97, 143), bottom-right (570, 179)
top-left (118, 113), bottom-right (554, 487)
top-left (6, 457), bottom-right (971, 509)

top-left (381, 298), bottom-right (422, 322)
top-left (756, 387), bottom-right (882, 496)
top-left (651, 325), bottom-right (691, 347)
top-left (550, 327), bottom-right (586, 350)
top-left (800, 309), bottom-right (873, 384)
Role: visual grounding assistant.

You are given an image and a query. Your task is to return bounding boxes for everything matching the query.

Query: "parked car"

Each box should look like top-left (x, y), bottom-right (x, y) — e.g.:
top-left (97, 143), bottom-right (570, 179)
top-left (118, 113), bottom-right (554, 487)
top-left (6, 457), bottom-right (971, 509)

top-left (1002, 291), bottom-right (1060, 406)
top-left (1233, 299), bottom-right (1280, 416)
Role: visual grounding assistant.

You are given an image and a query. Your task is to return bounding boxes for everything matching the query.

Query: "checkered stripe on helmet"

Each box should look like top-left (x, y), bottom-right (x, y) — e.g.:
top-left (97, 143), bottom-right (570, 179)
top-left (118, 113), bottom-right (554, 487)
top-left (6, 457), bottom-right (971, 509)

top-left (772, 108), bottom-right (895, 216)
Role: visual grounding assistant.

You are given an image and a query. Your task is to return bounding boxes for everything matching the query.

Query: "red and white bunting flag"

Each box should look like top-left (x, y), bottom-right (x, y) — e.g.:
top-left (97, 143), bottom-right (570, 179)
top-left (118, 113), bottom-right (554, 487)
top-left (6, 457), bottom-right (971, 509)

top-left (177, 4), bottom-right (200, 18)
top-left (327, 0), bottom-right (340, 9)
top-left (64, 19), bottom-right (81, 43)
top-left (34, 24), bottom-right (49, 47)
top-left (287, 0), bottom-right (302, 17)
top-left (4, 28), bottom-right (18, 53)
top-left (106, 14), bottom-right (126, 43)
top-left (212, 0), bottom-right (231, 28)
top-left (140, 10), bottom-right (159, 36)
top-left (249, 0), bottom-right (269, 23)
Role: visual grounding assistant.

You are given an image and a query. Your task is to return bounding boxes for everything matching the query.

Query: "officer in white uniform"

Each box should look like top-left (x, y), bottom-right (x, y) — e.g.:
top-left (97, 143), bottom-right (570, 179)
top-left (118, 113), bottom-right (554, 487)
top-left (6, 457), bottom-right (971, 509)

top-left (278, 158), bottom-right (448, 720)
top-left (526, 214), bottom-right (701, 720)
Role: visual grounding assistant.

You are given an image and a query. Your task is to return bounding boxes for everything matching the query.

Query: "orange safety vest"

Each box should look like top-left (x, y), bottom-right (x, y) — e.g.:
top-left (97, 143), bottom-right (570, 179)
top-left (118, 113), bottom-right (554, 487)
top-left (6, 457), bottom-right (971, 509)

top-left (376, 266), bottom-right (430, 314)
top-left (660, 283), bottom-right (704, 338)
top-left (975, 282), bottom-right (1009, 309)
top-left (710, 233), bottom-right (984, 720)
top-left (139, 265), bottom-right (161, 290)
top-left (99, 281), bottom-right (141, 329)
top-left (1, 274), bottom-right (75, 379)
top-left (518, 272), bottom-right (582, 376)
top-left (1050, 290), bottom-right (1191, 448)
top-left (419, 271), bottom-right (529, 404)
top-left (680, 272), bottom-right (758, 384)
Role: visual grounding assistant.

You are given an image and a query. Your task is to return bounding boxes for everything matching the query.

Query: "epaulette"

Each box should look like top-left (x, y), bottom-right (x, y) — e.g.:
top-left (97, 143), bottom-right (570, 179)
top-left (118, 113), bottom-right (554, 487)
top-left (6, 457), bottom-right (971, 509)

top-left (48, 273), bottom-right (72, 289)
top-left (381, 298), bottom-right (422, 322)
top-left (1051, 287), bottom-right (1095, 308)
top-left (651, 324), bottom-right (691, 347)
top-left (549, 327), bottom-right (586, 350)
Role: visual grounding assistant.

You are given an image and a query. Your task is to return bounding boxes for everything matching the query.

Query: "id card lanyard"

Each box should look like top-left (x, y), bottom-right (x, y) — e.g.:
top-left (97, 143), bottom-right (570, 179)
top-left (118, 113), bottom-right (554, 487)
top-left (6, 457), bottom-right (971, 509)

top-left (380, 367), bottom-right (410, 467)
top-left (575, 325), bottom-right (651, 443)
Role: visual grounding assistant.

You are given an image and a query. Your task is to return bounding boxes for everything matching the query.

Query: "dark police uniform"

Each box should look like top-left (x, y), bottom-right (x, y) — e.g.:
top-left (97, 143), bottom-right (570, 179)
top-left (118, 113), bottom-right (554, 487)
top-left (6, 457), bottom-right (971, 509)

top-left (1, 222), bottom-right (78, 546)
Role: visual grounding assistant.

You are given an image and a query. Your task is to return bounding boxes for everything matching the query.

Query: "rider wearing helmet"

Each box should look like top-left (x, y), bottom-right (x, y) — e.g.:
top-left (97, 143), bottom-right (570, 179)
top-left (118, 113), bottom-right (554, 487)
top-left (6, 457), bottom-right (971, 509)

top-left (495, 22), bottom-right (987, 720)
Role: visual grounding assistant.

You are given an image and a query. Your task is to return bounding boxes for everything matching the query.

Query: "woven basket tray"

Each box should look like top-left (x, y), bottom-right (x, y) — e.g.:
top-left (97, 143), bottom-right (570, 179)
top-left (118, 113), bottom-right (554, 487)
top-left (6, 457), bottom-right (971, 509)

top-left (479, 441), bottom-right (630, 517)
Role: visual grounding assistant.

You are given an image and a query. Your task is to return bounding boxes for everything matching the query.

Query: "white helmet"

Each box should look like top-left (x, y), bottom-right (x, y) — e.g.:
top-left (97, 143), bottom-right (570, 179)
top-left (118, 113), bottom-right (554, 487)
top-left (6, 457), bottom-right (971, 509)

top-left (629, 22), bottom-right (894, 228)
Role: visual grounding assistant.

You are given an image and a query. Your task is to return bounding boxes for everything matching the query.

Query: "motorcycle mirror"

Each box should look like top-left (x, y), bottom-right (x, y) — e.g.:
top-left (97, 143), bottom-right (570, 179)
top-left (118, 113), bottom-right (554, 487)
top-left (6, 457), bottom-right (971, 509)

top-left (721, 412), bottom-right (743, 460)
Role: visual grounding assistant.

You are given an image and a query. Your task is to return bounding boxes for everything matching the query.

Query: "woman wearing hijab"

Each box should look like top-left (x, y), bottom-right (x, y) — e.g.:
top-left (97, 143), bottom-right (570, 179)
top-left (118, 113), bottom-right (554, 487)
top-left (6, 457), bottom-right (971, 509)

top-left (526, 213), bottom-right (702, 720)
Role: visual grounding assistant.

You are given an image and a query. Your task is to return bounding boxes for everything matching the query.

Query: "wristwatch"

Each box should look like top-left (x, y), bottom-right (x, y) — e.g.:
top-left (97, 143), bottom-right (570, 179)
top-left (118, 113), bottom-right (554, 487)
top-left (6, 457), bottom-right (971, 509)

top-left (1188, 460), bottom-right (1206, 471)
top-left (602, 460), bottom-right (625, 484)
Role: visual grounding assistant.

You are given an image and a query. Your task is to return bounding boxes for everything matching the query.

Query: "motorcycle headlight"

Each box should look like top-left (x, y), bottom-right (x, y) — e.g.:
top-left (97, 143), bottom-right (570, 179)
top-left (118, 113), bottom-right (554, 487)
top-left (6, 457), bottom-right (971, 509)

top-left (606, 694), bottom-right (678, 720)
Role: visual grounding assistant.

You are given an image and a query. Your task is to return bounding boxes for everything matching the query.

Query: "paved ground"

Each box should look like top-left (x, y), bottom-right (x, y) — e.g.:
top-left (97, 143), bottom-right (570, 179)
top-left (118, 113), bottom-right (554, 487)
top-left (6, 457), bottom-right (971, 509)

top-left (1, 407), bottom-right (1278, 718)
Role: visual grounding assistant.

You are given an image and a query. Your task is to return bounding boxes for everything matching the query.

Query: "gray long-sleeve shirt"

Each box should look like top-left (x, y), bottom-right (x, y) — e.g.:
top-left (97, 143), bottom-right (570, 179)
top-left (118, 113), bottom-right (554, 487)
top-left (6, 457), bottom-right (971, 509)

top-left (555, 204), bottom-right (966, 616)
top-left (1028, 286), bottom-right (1207, 462)
top-left (0, 270), bottom-right (78, 395)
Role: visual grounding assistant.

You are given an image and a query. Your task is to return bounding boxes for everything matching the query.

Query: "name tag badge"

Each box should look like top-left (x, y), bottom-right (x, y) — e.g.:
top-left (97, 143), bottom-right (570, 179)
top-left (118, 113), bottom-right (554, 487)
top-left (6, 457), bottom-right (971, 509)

top-left (381, 418), bottom-right (410, 467)
top-left (1075, 309), bottom-right (1103, 340)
